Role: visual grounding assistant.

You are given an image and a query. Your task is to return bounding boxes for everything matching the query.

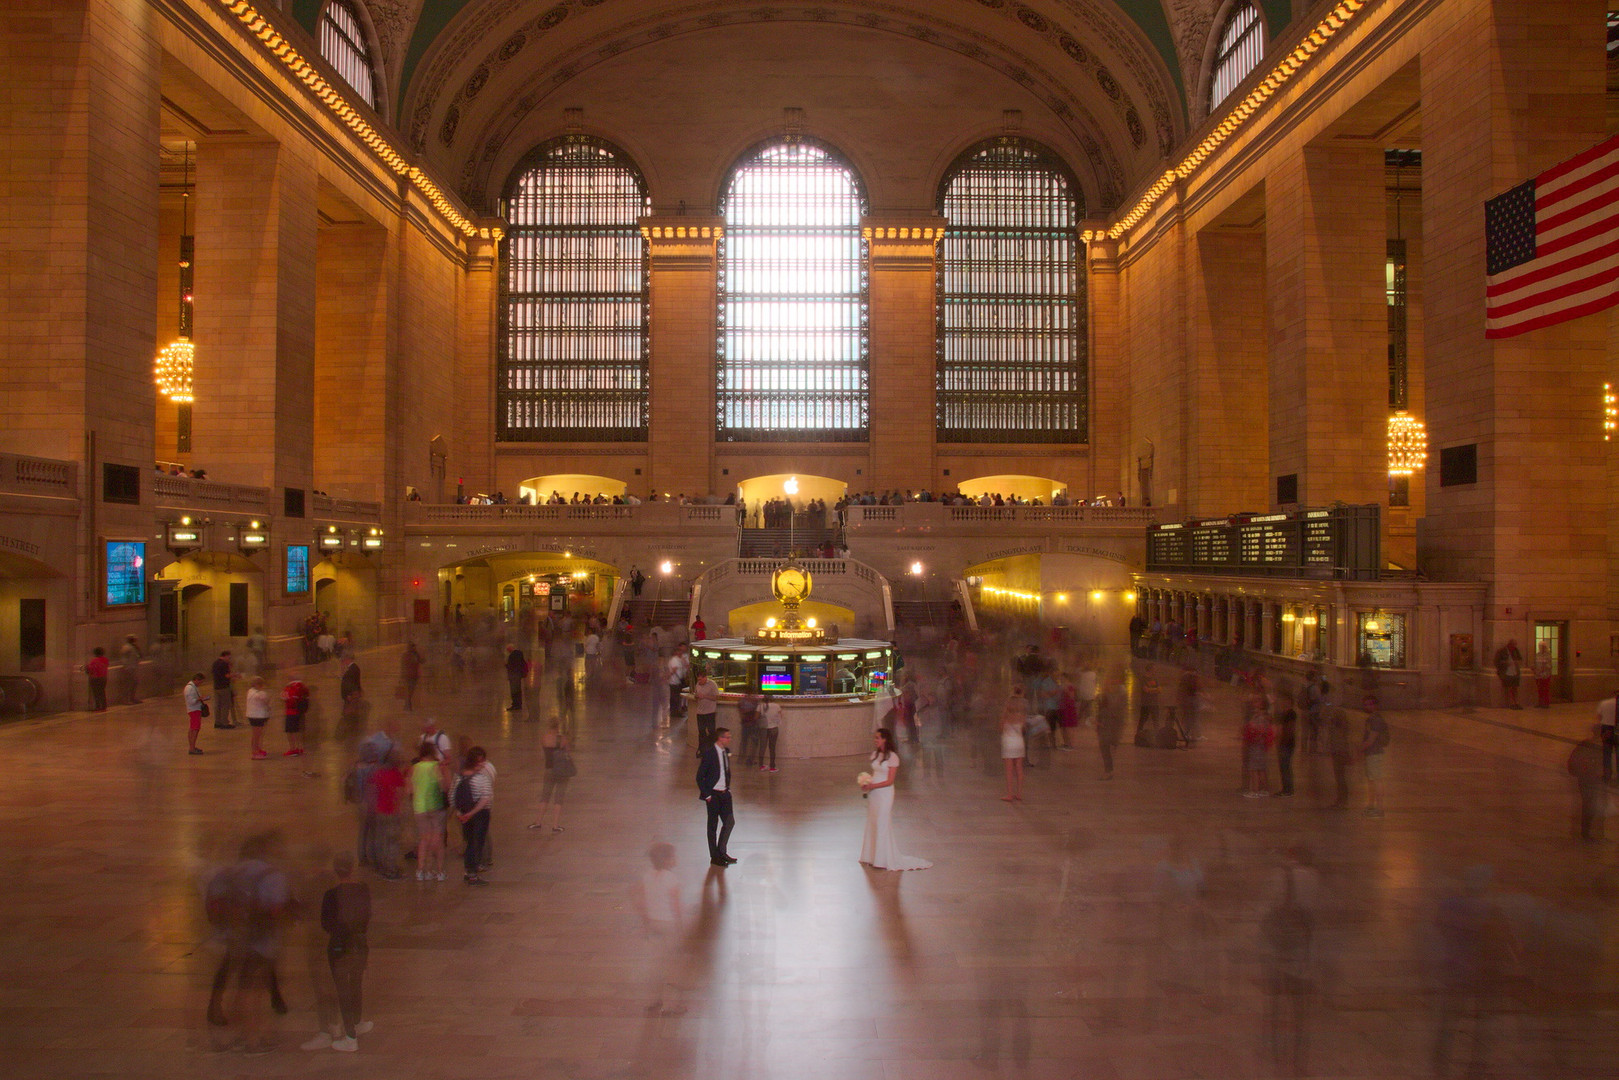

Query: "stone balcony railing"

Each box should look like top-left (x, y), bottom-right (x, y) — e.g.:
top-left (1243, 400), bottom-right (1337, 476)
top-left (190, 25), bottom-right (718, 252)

top-left (151, 473), bottom-right (272, 513)
top-left (312, 492), bottom-right (382, 521)
top-left (0, 452), bottom-right (76, 500)
top-left (405, 501), bottom-right (738, 530)
top-left (843, 503), bottom-right (1156, 528)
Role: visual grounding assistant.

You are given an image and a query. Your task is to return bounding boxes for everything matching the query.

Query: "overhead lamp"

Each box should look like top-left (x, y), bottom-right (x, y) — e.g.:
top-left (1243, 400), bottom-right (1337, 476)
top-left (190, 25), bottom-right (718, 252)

top-left (155, 143), bottom-right (196, 405)
top-left (1387, 411), bottom-right (1428, 476)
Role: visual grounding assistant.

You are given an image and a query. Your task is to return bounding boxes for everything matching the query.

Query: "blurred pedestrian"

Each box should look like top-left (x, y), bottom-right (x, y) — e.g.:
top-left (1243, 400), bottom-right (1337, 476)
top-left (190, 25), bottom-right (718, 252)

top-left (282, 678), bottom-right (309, 756)
top-left (1493, 639), bottom-right (1524, 709)
top-left (1568, 724), bottom-right (1606, 841)
top-left (245, 677), bottom-right (271, 759)
top-left (204, 831), bottom-right (291, 1051)
top-left (1326, 708), bottom-right (1352, 809)
top-left (302, 852), bottom-right (371, 1052)
top-left (529, 717), bottom-right (573, 833)
top-left (119, 635), bottom-right (143, 704)
top-left (211, 650), bottom-right (238, 728)
top-left (1260, 846), bottom-right (1320, 1077)
top-left (1095, 673), bottom-right (1125, 780)
top-left (1242, 699), bottom-right (1275, 797)
top-left (453, 747), bottom-right (493, 885)
top-left (760, 696), bottom-right (781, 772)
top-left (504, 644), bottom-right (527, 711)
top-left (398, 642), bottom-right (422, 711)
top-left (184, 673), bottom-right (208, 755)
top-left (409, 742), bottom-right (447, 880)
top-left (1532, 641), bottom-right (1554, 708)
top-left (635, 842), bottom-right (685, 1017)
top-left (1275, 690), bottom-right (1299, 797)
top-left (1000, 686), bottom-right (1027, 802)
top-left (85, 647), bottom-right (109, 711)
top-left (1595, 689), bottom-right (1617, 785)
top-left (1360, 696), bottom-right (1390, 816)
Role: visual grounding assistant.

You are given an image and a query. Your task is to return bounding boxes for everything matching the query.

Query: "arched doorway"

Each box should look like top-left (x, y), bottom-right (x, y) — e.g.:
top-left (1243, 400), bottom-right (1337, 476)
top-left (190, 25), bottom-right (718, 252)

top-left (311, 552), bottom-right (380, 648)
top-left (735, 473), bottom-right (847, 528)
top-left (438, 551), bottom-right (623, 631)
top-left (956, 474), bottom-right (1068, 503)
top-left (725, 598), bottom-right (856, 640)
top-left (154, 553), bottom-right (266, 670)
top-left (518, 474), bottom-right (628, 504)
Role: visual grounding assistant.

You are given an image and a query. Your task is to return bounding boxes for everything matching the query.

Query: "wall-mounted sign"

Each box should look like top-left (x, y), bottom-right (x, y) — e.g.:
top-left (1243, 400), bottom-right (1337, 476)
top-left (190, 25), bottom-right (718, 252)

top-left (286, 544), bottom-right (310, 594)
top-left (105, 541), bottom-right (146, 606)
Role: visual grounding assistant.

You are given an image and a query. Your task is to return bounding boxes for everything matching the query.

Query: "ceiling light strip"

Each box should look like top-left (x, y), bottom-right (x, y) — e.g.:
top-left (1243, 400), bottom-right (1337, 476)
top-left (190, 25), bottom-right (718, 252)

top-left (216, 0), bottom-right (497, 241)
top-left (1083, 0), bottom-right (1377, 244)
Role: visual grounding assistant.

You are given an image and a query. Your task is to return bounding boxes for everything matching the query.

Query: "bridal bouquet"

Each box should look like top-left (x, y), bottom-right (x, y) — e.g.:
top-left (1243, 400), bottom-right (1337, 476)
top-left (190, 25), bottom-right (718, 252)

top-left (856, 771), bottom-right (872, 799)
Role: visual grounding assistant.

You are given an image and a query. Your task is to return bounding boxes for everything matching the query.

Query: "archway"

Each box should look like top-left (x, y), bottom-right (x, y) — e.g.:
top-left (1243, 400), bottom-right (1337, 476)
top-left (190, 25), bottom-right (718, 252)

top-left (518, 474), bottom-right (628, 504)
top-left (736, 473), bottom-right (847, 528)
top-left (964, 552), bottom-right (1134, 649)
top-left (956, 474), bottom-right (1068, 503)
top-left (154, 552), bottom-right (267, 670)
top-left (438, 551), bottom-right (624, 630)
top-left (311, 552), bottom-right (379, 648)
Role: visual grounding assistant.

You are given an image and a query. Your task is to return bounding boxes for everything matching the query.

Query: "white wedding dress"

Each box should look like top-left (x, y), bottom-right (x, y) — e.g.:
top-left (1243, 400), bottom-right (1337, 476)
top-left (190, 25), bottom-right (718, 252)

top-left (860, 753), bottom-right (932, 871)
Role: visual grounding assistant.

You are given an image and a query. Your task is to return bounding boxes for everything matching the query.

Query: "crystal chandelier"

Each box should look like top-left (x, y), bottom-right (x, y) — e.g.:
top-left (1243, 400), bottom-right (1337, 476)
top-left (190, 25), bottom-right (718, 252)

top-left (1387, 410), bottom-right (1427, 476)
top-left (155, 144), bottom-right (196, 404)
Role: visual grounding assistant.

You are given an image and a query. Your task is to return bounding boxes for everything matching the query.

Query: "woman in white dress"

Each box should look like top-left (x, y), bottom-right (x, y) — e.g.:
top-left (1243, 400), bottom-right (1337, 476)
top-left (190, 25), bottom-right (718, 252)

top-left (1000, 686), bottom-right (1027, 802)
top-left (859, 728), bottom-right (932, 871)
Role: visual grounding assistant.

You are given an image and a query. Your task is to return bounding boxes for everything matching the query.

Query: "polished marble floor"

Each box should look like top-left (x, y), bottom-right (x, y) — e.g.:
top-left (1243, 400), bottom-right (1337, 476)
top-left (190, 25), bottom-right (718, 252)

top-left (1, 645), bottom-right (1616, 1079)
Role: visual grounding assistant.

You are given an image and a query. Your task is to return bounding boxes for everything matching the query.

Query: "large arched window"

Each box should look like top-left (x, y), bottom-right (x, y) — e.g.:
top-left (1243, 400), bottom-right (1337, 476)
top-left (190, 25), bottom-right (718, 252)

top-left (718, 139), bottom-right (869, 442)
top-left (319, 0), bottom-right (380, 109)
top-left (499, 136), bottom-right (651, 442)
top-left (936, 138), bottom-right (1085, 443)
top-left (1208, 2), bottom-right (1265, 110)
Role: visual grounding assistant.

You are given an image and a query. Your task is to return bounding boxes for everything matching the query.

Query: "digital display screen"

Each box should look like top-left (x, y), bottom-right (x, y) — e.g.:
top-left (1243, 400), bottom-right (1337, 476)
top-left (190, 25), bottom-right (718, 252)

top-left (868, 669), bottom-right (888, 691)
top-left (759, 665), bottom-right (794, 693)
top-left (797, 662), bottom-right (828, 694)
top-left (105, 541), bottom-right (146, 606)
top-left (286, 544), bottom-right (310, 594)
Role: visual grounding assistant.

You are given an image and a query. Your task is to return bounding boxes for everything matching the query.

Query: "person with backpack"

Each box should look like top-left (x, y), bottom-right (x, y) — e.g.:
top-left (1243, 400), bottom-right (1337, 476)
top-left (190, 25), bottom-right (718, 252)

top-left (1360, 696), bottom-right (1390, 817)
top-left (301, 852), bottom-right (372, 1052)
top-left (453, 747), bottom-right (493, 885)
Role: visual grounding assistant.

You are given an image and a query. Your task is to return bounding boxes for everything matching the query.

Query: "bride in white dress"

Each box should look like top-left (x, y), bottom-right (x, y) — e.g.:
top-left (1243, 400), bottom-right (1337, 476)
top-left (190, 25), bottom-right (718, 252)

top-left (859, 728), bottom-right (932, 871)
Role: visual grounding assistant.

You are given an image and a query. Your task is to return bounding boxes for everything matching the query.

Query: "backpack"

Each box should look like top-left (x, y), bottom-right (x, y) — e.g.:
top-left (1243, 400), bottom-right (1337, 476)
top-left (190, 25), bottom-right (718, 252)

top-left (453, 772), bottom-right (478, 814)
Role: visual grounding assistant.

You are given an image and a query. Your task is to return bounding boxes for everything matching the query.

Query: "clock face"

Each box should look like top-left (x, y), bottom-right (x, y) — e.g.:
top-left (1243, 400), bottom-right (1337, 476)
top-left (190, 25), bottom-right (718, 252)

top-left (773, 566), bottom-right (810, 602)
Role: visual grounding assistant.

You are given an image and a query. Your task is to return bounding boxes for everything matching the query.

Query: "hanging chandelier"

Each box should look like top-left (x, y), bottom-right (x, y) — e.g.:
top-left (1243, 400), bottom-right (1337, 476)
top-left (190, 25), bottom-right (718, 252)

top-left (1387, 410), bottom-right (1427, 476)
top-left (155, 143), bottom-right (196, 404)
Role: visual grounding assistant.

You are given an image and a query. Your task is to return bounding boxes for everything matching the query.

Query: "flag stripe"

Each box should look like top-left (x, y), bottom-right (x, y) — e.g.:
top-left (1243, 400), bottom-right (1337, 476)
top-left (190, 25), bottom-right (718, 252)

top-left (1536, 133), bottom-right (1619, 191)
top-left (1535, 208), bottom-right (1619, 262)
top-left (1537, 174), bottom-right (1619, 237)
top-left (1487, 288), bottom-right (1619, 338)
top-left (1487, 255), bottom-right (1619, 318)
top-left (1487, 234), bottom-right (1619, 297)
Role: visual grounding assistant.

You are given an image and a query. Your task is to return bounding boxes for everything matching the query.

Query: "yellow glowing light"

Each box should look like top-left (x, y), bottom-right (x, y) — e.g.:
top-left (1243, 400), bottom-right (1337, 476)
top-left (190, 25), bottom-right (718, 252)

top-left (1604, 383), bottom-right (1616, 441)
top-left (806, 618), bottom-right (817, 628)
top-left (909, 561), bottom-right (923, 575)
top-left (1091, 590), bottom-right (1105, 601)
top-left (1125, 591), bottom-right (1137, 602)
top-left (660, 560), bottom-right (673, 575)
top-left (155, 338), bottom-right (195, 403)
top-left (766, 617), bottom-right (777, 628)
top-left (1387, 411), bottom-right (1428, 476)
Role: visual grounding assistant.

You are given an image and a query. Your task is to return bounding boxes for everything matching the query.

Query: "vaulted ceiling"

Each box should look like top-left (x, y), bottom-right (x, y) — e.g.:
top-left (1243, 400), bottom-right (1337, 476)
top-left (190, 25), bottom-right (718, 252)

top-left (286, 0), bottom-right (1295, 213)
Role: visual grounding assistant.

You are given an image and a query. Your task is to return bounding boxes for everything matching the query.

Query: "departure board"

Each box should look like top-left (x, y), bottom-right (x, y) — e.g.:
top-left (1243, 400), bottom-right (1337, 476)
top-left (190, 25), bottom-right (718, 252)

top-left (1146, 505), bottom-right (1379, 580)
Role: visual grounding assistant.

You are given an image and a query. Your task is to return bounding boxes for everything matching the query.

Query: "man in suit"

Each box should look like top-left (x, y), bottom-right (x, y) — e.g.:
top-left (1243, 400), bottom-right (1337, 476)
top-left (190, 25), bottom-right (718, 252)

top-left (696, 728), bottom-right (737, 867)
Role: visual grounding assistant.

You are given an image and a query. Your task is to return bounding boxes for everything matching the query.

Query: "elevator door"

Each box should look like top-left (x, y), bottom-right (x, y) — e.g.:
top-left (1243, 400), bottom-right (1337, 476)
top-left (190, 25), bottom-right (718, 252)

top-left (1533, 620), bottom-right (1571, 702)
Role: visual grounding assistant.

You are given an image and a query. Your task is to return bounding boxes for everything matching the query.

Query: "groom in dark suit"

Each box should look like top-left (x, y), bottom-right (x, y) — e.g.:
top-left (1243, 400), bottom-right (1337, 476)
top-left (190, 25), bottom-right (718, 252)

top-left (696, 728), bottom-right (737, 867)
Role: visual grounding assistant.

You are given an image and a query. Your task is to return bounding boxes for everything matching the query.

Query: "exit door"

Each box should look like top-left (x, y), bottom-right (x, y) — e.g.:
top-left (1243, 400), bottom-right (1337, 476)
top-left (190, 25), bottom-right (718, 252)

top-left (1533, 620), bottom-right (1571, 702)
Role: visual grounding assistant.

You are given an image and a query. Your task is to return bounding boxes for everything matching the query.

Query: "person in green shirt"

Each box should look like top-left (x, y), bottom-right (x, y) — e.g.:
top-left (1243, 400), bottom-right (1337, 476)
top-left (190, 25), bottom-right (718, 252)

top-left (409, 744), bottom-right (447, 881)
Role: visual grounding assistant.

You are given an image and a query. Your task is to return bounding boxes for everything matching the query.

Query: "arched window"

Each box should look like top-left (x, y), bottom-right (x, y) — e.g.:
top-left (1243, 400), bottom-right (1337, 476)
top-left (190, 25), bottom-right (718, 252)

top-left (936, 138), bottom-right (1085, 443)
top-left (1208, 2), bottom-right (1265, 110)
top-left (718, 139), bottom-right (869, 442)
top-left (320, 0), bottom-right (379, 109)
top-left (499, 136), bottom-right (651, 442)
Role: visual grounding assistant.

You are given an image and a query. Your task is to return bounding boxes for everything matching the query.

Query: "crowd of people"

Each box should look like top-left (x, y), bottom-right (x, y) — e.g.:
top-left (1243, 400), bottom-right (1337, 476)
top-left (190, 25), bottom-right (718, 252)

top-left (128, 593), bottom-right (1611, 1071)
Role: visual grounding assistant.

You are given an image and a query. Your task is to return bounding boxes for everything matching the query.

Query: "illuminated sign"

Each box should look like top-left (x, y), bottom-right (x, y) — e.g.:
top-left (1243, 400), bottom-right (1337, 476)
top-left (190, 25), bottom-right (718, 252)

top-left (286, 544), bottom-right (310, 594)
top-left (105, 541), bottom-right (146, 606)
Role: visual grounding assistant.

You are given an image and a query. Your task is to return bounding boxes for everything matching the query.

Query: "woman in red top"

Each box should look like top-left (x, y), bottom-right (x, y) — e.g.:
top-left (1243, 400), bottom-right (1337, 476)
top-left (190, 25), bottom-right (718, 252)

top-left (86, 648), bottom-right (110, 711)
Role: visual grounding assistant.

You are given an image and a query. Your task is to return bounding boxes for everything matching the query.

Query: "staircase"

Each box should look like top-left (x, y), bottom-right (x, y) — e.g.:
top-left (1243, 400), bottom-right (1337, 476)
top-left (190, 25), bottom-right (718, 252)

top-left (890, 600), bottom-right (960, 631)
top-left (739, 527), bottom-right (838, 559)
top-left (623, 598), bottom-right (691, 630)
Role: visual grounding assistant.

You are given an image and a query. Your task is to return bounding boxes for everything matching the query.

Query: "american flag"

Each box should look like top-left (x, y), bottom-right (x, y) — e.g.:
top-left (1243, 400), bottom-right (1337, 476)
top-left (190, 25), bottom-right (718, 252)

top-left (1485, 134), bottom-right (1619, 339)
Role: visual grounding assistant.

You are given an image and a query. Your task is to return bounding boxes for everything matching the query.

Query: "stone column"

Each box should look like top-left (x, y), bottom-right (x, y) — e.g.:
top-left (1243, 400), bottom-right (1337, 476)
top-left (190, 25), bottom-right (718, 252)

top-left (642, 218), bottom-right (720, 498)
top-left (191, 138), bottom-right (318, 494)
top-left (315, 221), bottom-right (390, 500)
top-left (1420, 0), bottom-right (1609, 693)
top-left (0, 0), bottom-right (160, 469)
top-left (1265, 144), bottom-right (1388, 509)
top-left (1086, 230), bottom-right (1126, 498)
top-left (1191, 228), bottom-right (1269, 516)
top-left (865, 217), bottom-right (945, 491)
top-left (454, 222), bottom-right (502, 494)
